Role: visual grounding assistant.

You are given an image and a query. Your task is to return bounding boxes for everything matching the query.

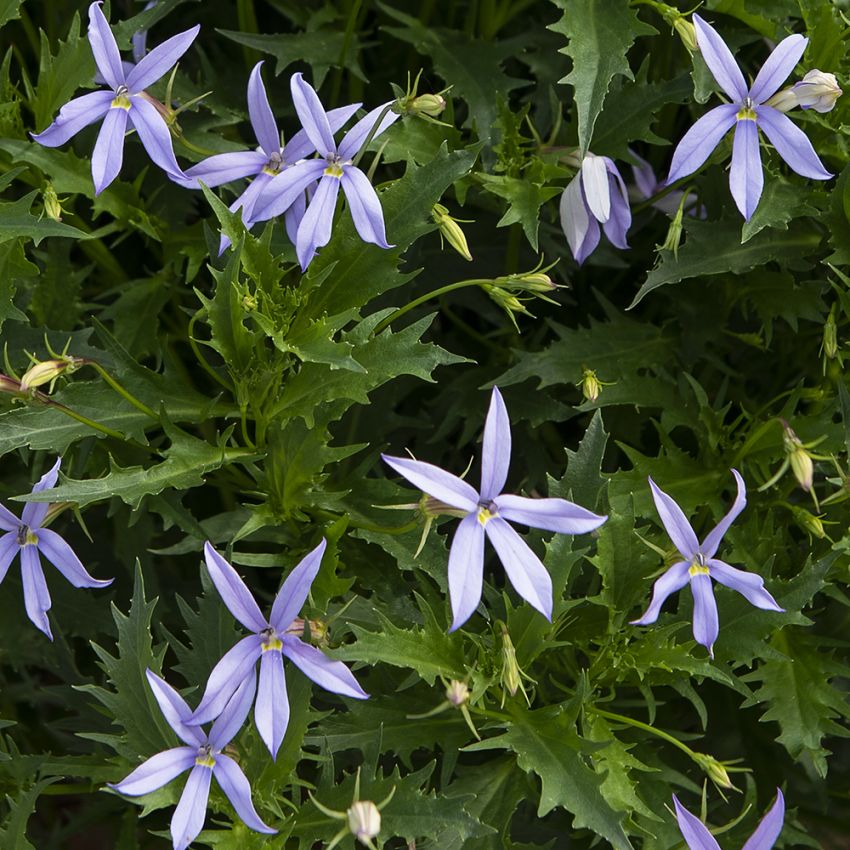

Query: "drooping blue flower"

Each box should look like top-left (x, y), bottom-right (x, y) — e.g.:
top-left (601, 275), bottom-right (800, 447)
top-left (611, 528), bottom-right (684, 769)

top-left (110, 670), bottom-right (276, 850)
top-left (632, 470), bottom-right (783, 657)
top-left (251, 72), bottom-right (399, 269)
top-left (674, 789), bottom-right (784, 850)
top-left (188, 539), bottom-right (367, 760)
top-left (0, 458), bottom-right (112, 639)
top-left (382, 387), bottom-right (607, 631)
top-left (666, 14), bottom-right (831, 220)
top-left (32, 1), bottom-right (197, 194)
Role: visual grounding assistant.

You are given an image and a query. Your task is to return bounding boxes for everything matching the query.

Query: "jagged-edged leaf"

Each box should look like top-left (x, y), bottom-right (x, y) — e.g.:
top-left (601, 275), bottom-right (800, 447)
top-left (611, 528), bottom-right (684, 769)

top-left (0, 191), bottom-right (87, 245)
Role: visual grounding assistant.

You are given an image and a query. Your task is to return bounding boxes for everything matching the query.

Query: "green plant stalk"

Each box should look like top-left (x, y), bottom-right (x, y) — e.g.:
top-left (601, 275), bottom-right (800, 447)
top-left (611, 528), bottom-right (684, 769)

top-left (89, 363), bottom-right (159, 420)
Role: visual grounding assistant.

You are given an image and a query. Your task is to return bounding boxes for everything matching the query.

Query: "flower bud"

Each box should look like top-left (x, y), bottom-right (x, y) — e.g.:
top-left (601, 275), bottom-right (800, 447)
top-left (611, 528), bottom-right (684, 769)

top-left (822, 305), bottom-right (839, 361)
top-left (0, 374), bottom-right (22, 395)
top-left (432, 204), bottom-right (473, 262)
top-left (673, 18), bottom-right (699, 53)
top-left (42, 185), bottom-right (64, 222)
top-left (693, 753), bottom-right (734, 790)
top-left (495, 270), bottom-right (558, 296)
top-left (347, 801), bottom-right (381, 843)
top-left (20, 357), bottom-right (86, 394)
top-left (782, 423), bottom-right (814, 492)
top-left (765, 70), bottom-right (842, 113)
top-left (581, 368), bottom-right (602, 403)
top-left (410, 92), bottom-right (446, 118)
top-left (445, 679), bottom-right (470, 706)
top-left (241, 293), bottom-right (258, 312)
top-left (789, 505), bottom-right (825, 539)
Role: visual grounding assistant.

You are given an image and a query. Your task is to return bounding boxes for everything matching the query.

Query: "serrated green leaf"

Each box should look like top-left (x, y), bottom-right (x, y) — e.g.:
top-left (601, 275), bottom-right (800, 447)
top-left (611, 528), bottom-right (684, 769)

top-left (0, 191), bottom-right (87, 245)
top-left (741, 179), bottom-right (819, 243)
top-left (477, 173), bottom-right (560, 251)
top-left (0, 778), bottom-right (60, 850)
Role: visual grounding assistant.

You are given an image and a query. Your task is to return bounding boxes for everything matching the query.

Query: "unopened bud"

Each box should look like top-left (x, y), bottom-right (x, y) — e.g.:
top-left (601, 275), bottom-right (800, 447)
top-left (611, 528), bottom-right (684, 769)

top-left (693, 753), bottom-right (734, 790)
top-left (285, 617), bottom-right (328, 642)
top-left (658, 191), bottom-right (689, 258)
top-left (410, 92), bottom-right (446, 118)
top-left (789, 505), bottom-right (826, 539)
top-left (0, 374), bottom-right (22, 395)
top-left (579, 367), bottom-right (613, 403)
top-left (432, 203), bottom-right (473, 261)
top-left (822, 306), bottom-right (838, 361)
top-left (783, 423), bottom-right (814, 492)
top-left (766, 70), bottom-right (842, 113)
top-left (347, 801), bottom-right (381, 843)
top-left (20, 357), bottom-right (86, 394)
top-left (500, 625), bottom-right (522, 698)
top-left (673, 18), bottom-right (698, 53)
top-left (445, 680), bottom-right (470, 706)
top-left (241, 293), bottom-right (258, 311)
top-left (43, 185), bottom-right (64, 222)
top-left (495, 270), bottom-right (558, 296)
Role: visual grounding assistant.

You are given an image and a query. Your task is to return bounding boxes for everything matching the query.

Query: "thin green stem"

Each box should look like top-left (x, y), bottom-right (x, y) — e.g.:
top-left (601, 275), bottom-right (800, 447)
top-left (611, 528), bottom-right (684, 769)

top-left (49, 402), bottom-right (126, 441)
top-left (330, 0), bottom-right (363, 106)
top-left (90, 363), bottom-right (159, 420)
top-left (590, 707), bottom-right (697, 759)
top-left (188, 309), bottom-right (233, 392)
top-left (352, 103), bottom-right (396, 168)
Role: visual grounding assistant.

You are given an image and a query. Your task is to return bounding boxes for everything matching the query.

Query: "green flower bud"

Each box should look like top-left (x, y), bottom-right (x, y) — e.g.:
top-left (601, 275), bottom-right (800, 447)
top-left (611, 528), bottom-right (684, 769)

top-left (20, 356), bottom-right (86, 394)
top-left (42, 185), bottom-right (65, 222)
top-left (673, 17), bottom-right (699, 53)
top-left (410, 92), bottom-right (446, 118)
top-left (432, 203), bottom-right (473, 261)
top-left (782, 422), bottom-right (814, 492)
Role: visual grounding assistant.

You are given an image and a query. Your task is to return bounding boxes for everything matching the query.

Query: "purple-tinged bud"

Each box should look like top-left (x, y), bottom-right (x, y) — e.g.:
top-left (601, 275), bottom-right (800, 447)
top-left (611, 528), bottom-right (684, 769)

top-left (347, 801), bottom-right (381, 843)
top-left (767, 70), bottom-right (843, 113)
top-left (0, 374), bottom-right (22, 395)
top-left (445, 679), bottom-right (470, 706)
top-left (20, 356), bottom-right (87, 394)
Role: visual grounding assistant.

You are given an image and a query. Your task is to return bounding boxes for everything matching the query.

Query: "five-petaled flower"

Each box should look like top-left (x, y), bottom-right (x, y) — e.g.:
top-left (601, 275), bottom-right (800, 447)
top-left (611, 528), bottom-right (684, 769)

top-left (666, 14), bottom-right (831, 220)
top-left (110, 670), bottom-right (276, 850)
top-left (382, 387), bottom-right (607, 631)
top-left (188, 539), bottom-right (367, 759)
top-left (559, 152), bottom-right (631, 265)
top-left (251, 72), bottom-right (399, 270)
top-left (0, 458), bottom-right (112, 639)
top-left (673, 789), bottom-right (784, 850)
top-left (632, 470), bottom-right (783, 657)
top-left (32, 1), bottom-right (197, 194)
top-left (177, 62), bottom-right (360, 253)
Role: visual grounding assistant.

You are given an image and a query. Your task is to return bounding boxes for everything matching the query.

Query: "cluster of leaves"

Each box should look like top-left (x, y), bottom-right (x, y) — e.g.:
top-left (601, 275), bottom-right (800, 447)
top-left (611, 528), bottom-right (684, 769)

top-left (0, 0), bottom-right (849, 848)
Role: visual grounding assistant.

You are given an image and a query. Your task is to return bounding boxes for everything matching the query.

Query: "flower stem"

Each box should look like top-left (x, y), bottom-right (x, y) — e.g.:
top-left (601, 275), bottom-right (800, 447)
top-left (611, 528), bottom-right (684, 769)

top-left (589, 706), bottom-right (698, 759)
top-left (89, 363), bottom-right (159, 420)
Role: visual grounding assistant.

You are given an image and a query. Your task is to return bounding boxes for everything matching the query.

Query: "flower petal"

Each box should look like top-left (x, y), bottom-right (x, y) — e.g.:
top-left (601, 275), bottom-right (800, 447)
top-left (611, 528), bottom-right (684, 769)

top-left (91, 107), bottom-right (128, 195)
top-left (203, 542), bottom-right (267, 633)
top-left (126, 24), bottom-right (200, 93)
top-left (630, 561), bottom-right (690, 625)
top-left (729, 118), bottom-right (763, 220)
top-left (447, 514), bottom-right (485, 632)
top-left (88, 1), bottom-right (125, 91)
top-left (284, 191), bottom-right (307, 245)
top-left (31, 91), bottom-right (113, 148)
top-left (673, 795), bottom-right (722, 850)
top-left (493, 495), bottom-right (606, 535)
top-left (749, 35), bottom-right (808, 104)
top-left (693, 14), bottom-right (748, 101)
top-left (485, 517), bottom-right (552, 620)
top-left (246, 61), bottom-right (280, 157)
top-left (700, 469), bottom-right (746, 558)
top-left (381, 454), bottom-right (479, 512)
top-left (296, 173), bottom-right (340, 269)
top-left (559, 173), bottom-right (600, 265)
top-left (178, 151), bottom-right (267, 189)
top-left (478, 387), bottom-right (512, 501)
top-left (742, 790), bottom-right (785, 850)
top-left (208, 669), bottom-right (257, 750)
top-left (127, 95), bottom-right (185, 178)
top-left (285, 103), bottom-right (362, 161)
top-left (109, 747), bottom-right (195, 797)
top-left (251, 158), bottom-right (326, 223)
top-left (145, 670), bottom-right (205, 747)
top-left (581, 154), bottom-right (611, 222)
top-left (254, 651), bottom-right (289, 759)
top-left (36, 528), bottom-right (112, 588)
top-left (270, 539), bottom-right (326, 632)
top-left (0, 533), bottom-right (19, 584)
top-left (170, 765), bottom-right (212, 850)
top-left (755, 106), bottom-right (832, 179)
top-left (290, 72), bottom-right (336, 157)
top-left (340, 166), bottom-right (392, 248)
top-left (648, 477), bottom-right (699, 560)
top-left (690, 572), bottom-right (719, 657)
top-left (190, 635), bottom-right (262, 725)
top-left (283, 637), bottom-right (368, 699)
top-left (666, 104), bottom-right (738, 185)
top-left (0, 503), bottom-right (19, 532)
top-left (601, 159), bottom-right (631, 249)
top-left (630, 150), bottom-right (658, 199)
top-left (22, 458), bottom-right (61, 530)
top-left (20, 546), bottom-right (52, 639)
top-left (213, 754), bottom-right (277, 833)
top-left (707, 559), bottom-right (783, 611)
top-left (338, 101), bottom-right (400, 162)
top-left (217, 173), bottom-right (274, 254)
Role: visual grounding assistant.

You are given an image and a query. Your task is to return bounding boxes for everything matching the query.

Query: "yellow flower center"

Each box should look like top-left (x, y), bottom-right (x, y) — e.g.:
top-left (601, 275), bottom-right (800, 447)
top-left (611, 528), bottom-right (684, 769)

top-left (477, 507), bottom-right (494, 527)
top-left (736, 106), bottom-right (757, 122)
top-left (689, 562), bottom-right (711, 577)
top-left (262, 634), bottom-right (283, 652)
top-left (111, 94), bottom-right (132, 111)
top-left (195, 753), bottom-right (215, 767)
top-left (324, 163), bottom-right (344, 178)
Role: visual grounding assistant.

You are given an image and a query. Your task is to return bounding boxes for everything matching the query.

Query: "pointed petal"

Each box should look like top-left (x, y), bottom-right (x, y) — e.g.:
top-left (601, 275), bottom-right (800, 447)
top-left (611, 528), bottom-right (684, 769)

top-left (284, 191), bottom-right (307, 245)
top-left (170, 765), bottom-right (212, 850)
top-left (285, 103), bottom-right (362, 161)
top-left (246, 61), bottom-right (280, 157)
top-left (755, 106), bottom-right (832, 179)
top-left (478, 387), bottom-right (511, 501)
top-left (190, 635), bottom-right (262, 725)
top-left (700, 469), bottom-right (746, 558)
top-left (208, 670), bottom-right (257, 750)
top-left (707, 559), bottom-right (783, 611)
top-left (381, 454), bottom-right (479, 512)
top-left (485, 518), bottom-right (552, 620)
top-left (88, 1), bottom-right (125, 91)
top-left (284, 637), bottom-right (368, 699)
top-left (126, 25), bottom-right (200, 93)
top-left (290, 72), bottom-right (335, 157)
top-left (340, 166), bottom-right (391, 248)
top-left (630, 150), bottom-right (658, 199)
top-left (730, 118), bottom-right (763, 219)
top-left (690, 573), bottom-right (719, 656)
top-left (145, 670), bottom-right (205, 747)
top-left (673, 796), bottom-right (722, 850)
top-left (447, 514), bottom-right (485, 632)
top-left (742, 790), bottom-right (785, 850)
top-left (234, 172), bottom-right (273, 226)
top-left (630, 561), bottom-right (690, 625)
top-left (178, 151), bottom-right (267, 189)
top-left (693, 14), bottom-right (748, 101)
top-left (127, 96), bottom-right (185, 178)
top-left (36, 528), bottom-right (112, 588)
top-left (213, 754), bottom-right (277, 833)
top-left (0, 503), bottom-right (20, 532)
top-left (270, 539), bottom-right (326, 631)
top-left (338, 102), bottom-right (400, 161)
top-left (250, 158), bottom-right (326, 223)
top-left (91, 107), bottom-right (127, 195)
top-left (203, 542), bottom-right (267, 633)
top-left (559, 173), bottom-right (599, 265)
top-left (749, 35), bottom-right (808, 104)
top-left (20, 546), bottom-right (52, 639)
top-left (110, 747), bottom-right (195, 796)
top-left (648, 478), bottom-right (699, 560)
top-left (22, 458), bottom-right (61, 529)
top-left (666, 104), bottom-right (738, 185)
top-left (581, 155), bottom-right (611, 222)
top-left (31, 91), bottom-right (113, 148)
top-left (493, 495), bottom-right (606, 534)
top-left (601, 159), bottom-right (631, 248)
top-left (296, 173), bottom-right (340, 269)
top-left (254, 651), bottom-right (289, 759)
top-left (0, 533), bottom-right (19, 584)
